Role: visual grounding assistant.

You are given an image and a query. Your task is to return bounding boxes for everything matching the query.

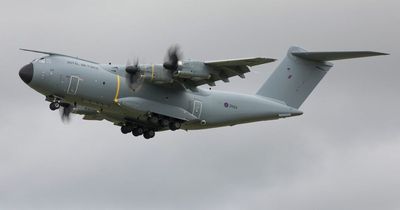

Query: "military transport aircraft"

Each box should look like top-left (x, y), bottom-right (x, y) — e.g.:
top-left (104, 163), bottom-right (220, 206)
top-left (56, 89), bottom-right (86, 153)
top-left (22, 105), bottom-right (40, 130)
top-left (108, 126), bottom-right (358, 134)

top-left (19, 46), bottom-right (387, 139)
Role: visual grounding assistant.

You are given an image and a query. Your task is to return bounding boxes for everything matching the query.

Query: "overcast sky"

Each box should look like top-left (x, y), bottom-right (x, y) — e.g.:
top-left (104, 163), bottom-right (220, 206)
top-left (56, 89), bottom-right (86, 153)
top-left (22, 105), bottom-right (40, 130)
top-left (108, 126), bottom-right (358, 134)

top-left (0, 0), bottom-right (399, 209)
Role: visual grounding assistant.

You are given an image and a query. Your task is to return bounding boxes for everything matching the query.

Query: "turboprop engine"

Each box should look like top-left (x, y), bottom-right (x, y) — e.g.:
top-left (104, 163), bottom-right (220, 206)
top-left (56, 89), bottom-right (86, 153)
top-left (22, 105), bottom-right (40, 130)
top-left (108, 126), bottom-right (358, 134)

top-left (127, 62), bottom-right (212, 85)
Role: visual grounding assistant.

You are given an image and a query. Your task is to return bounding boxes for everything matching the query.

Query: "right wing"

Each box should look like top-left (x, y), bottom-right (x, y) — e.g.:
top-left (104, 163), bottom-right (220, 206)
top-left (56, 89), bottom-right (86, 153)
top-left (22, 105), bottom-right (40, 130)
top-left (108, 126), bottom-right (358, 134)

top-left (205, 57), bottom-right (275, 67)
top-left (180, 57), bottom-right (275, 87)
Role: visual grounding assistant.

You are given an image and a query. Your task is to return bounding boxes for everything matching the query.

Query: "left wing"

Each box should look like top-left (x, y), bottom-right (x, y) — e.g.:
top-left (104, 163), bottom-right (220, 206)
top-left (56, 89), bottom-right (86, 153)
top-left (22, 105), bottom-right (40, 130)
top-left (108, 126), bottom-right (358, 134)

top-left (20, 48), bottom-right (98, 64)
top-left (183, 57), bottom-right (275, 87)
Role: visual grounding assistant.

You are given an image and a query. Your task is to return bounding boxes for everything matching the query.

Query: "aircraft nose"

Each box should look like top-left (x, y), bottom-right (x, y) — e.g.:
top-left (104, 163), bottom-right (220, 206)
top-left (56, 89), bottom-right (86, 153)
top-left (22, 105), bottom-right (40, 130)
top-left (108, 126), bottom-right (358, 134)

top-left (19, 63), bottom-right (34, 84)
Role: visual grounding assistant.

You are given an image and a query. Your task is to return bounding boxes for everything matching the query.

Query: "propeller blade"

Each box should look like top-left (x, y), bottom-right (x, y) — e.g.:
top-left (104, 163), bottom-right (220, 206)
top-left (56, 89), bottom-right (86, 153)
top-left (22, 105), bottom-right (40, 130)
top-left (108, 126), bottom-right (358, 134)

top-left (125, 58), bottom-right (144, 90)
top-left (60, 104), bottom-right (73, 123)
top-left (163, 45), bottom-right (182, 71)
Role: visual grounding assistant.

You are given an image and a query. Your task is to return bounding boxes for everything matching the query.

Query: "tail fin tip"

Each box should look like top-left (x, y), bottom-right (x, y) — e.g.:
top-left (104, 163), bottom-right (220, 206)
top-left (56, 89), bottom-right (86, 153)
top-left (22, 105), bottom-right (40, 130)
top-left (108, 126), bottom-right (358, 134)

top-left (289, 46), bottom-right (388, 62)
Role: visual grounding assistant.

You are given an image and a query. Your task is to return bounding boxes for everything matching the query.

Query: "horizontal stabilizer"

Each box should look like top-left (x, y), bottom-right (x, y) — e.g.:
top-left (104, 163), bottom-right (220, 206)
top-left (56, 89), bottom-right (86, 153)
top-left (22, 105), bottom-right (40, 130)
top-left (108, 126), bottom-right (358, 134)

top-left (292, 51), bottom-right (388, 62)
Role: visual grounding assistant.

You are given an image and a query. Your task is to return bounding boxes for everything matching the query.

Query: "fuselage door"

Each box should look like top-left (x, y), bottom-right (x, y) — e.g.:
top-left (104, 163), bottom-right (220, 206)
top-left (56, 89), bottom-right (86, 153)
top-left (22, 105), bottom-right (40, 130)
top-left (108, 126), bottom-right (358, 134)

top-left (192, 100), bottom-right (203, 119)
top-left (67, 75), bottom-right (80, 95)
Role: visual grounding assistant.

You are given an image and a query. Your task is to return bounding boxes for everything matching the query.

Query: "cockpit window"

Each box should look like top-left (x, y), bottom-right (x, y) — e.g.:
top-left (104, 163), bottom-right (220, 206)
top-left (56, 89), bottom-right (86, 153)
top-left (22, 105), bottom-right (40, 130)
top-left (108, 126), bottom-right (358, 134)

top-left (32, 57), bottom-right (50, 64)
top-left (38, 58), bottom-right (46, 63)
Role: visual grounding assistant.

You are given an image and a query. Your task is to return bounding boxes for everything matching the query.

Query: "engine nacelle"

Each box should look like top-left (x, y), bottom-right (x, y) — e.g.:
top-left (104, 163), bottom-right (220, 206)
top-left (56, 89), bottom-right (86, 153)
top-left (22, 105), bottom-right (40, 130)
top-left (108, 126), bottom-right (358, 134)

top-left (173, 70), bottom-right (211, 81)
top-left (136, 62), bottom-right (211, 84)
top-left (172, 61), bottom-right (212, 81)
top-left (140, 65), bottom-right (174, 84)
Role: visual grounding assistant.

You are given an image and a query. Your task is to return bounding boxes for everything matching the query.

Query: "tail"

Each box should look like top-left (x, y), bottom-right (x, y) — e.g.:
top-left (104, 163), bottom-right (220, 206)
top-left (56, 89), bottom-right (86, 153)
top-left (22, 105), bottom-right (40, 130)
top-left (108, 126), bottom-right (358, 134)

top-left (256, 46), bottom-right (387, 109)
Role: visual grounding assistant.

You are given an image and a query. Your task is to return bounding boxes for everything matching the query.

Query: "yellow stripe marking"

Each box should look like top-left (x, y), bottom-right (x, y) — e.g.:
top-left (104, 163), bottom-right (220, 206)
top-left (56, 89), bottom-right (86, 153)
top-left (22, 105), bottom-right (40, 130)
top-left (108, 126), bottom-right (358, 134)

top-left (114, 75), bottom-right (121, 103)
top-left (151, 64), bottom-right (155, 81)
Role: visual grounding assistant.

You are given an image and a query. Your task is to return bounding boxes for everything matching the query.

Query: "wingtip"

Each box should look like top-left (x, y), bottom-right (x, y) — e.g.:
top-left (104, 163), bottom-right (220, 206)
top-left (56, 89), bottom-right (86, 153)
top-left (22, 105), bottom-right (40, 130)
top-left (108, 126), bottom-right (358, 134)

top-left (261, 57), bottom-right (277, 63)
top-left (377, 52), bottom-right (390, 56)
top-left (366, 51), bottom-right (389, 56)
top-left (19, 48), bottom-right (40, 53)
top-left (19, 48), bottom-right (53, 55)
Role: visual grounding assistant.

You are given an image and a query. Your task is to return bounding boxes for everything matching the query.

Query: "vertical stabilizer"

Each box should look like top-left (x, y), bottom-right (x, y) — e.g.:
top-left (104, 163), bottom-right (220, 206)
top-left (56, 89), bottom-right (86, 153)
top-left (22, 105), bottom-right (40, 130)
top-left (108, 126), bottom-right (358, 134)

top-left (256, 47), bottom-right (387, 108)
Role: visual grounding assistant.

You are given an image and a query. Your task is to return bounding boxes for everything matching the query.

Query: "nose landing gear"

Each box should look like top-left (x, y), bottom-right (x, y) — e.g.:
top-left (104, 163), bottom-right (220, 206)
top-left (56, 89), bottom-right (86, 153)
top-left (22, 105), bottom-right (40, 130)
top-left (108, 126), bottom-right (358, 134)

top-left (49, 102), bottom-right (60, 111)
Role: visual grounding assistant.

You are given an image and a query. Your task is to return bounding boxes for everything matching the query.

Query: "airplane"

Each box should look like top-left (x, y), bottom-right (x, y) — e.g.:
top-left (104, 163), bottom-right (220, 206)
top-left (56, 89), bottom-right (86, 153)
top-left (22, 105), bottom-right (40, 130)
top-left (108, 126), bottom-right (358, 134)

top-left (19, 46), bottom-right (387, 139)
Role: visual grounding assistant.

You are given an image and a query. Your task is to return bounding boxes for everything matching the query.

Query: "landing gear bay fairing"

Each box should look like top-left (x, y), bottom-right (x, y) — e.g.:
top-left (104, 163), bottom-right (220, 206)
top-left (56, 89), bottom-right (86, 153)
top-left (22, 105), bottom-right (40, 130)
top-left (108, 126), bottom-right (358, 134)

top-left (19, 46), bottom-right (387, 139)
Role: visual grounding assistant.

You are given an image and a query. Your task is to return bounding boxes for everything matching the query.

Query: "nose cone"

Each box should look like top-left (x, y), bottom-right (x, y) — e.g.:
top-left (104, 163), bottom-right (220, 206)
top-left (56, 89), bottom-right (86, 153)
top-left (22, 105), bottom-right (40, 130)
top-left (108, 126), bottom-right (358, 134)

top-left (19, 63), bottom-right (34, 84)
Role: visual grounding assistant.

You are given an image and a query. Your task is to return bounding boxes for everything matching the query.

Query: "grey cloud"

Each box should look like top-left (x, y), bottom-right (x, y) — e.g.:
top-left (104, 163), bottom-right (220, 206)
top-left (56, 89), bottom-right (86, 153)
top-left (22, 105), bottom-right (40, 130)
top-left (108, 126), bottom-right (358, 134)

top-left (0, 0), bottom-right (399, 209)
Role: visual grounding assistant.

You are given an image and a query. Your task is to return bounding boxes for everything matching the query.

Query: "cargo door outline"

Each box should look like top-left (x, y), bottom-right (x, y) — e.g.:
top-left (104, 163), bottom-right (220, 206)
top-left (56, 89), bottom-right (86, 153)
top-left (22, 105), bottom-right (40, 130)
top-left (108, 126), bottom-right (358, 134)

top-left (67, 76), bottom-right (80, 95)
top-left (192, 100), bottom-right (203, 119)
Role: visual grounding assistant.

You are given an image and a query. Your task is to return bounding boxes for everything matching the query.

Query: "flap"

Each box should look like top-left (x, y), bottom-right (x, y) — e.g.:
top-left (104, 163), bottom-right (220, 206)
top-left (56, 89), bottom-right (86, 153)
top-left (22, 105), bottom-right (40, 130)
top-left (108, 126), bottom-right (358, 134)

top-left (205, 57), bottom-right (275, 67)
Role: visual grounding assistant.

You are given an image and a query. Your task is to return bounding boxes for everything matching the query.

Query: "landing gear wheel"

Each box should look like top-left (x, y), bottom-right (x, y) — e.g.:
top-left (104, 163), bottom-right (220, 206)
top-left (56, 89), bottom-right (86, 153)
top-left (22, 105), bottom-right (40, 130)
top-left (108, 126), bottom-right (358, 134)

top-left (132, 127), bottom-right (144, 137)
top-left (149, 116), bottom-right (159, 124)
top-left (159, 119), bottom-right (169, 127)
top-left (49, 102), bottom-right (60, 111)
top-left (169, 121), bottom-right (181, 131)
top-left (143, 130), bottom-right (155, 139)
top-left (121, 126), bottom-right (132, 134)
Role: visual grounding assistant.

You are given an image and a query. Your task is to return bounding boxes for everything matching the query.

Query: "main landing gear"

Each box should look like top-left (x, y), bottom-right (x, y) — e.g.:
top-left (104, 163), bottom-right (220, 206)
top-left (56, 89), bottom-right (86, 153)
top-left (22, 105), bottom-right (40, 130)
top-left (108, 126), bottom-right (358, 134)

top-left (143, 130), bottom-right (155, 139)
top-left (146, 114), bottom-right (182, 131)
top-left (169, 121), bottom-right (181, 131)
top-left (132, 127), bottom-right (144, 137)
top-left (120, 115), bottom-right (183, 139)
top-left (120, 125), bottom-right (156, 139)
top-left (120, 125), bottom-right (132, 134)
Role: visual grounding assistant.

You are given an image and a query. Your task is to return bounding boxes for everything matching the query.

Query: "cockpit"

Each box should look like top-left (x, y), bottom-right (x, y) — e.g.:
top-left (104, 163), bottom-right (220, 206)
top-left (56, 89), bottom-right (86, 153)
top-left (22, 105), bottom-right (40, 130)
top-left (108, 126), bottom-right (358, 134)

top-left (32, 57), bottom-right (52, 64)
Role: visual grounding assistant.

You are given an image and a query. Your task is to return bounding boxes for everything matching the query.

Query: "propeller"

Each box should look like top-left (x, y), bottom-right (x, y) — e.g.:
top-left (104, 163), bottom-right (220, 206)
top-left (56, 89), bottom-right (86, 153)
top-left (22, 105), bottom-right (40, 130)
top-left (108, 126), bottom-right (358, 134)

top-left (125, 59), bottom-right (144, 90)
top-left (59, 103), bottom-right (74, 123)
top-left (163, 45), bottom-right (182, 72)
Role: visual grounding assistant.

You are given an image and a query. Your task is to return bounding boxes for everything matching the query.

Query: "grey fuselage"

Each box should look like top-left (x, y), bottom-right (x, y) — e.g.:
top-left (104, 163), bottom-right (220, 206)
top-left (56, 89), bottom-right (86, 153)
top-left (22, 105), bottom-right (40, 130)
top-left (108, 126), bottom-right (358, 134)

top-left (23, 55), bottom-right (302, 130)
